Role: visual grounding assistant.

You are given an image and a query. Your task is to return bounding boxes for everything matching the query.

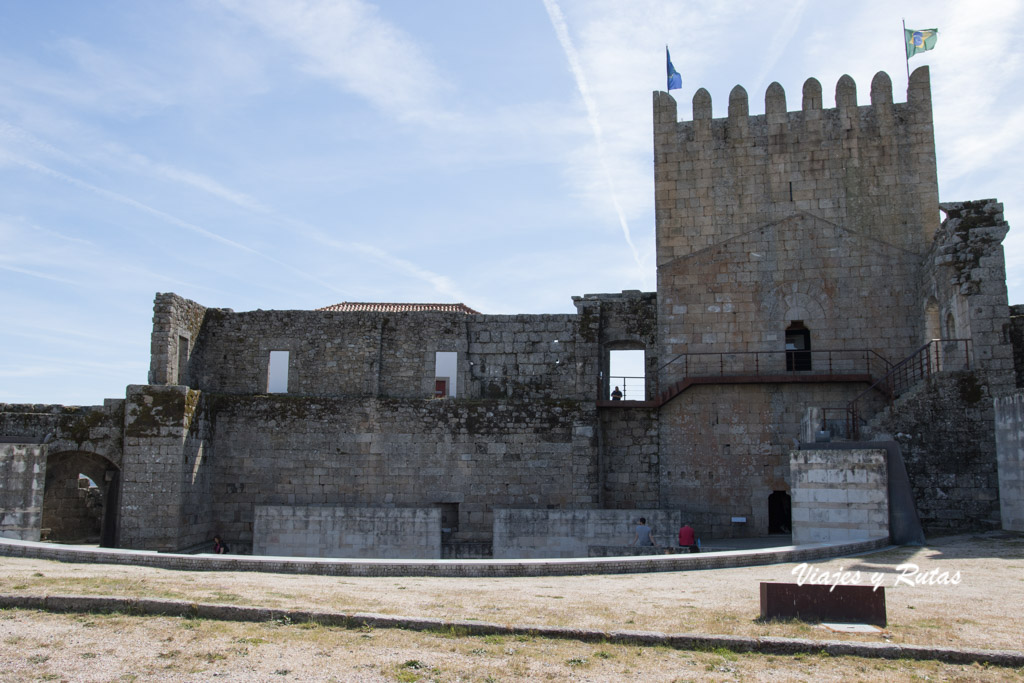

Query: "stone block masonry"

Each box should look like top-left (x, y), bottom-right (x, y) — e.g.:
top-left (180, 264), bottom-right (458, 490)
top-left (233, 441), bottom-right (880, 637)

top-left (253, 505), bottom-right (442, 559)
top-left (995, 391), bottom-right (1024, 532)
top-left (791, 449), bottom-right (888, 544)
top-left (492, 509), bottom-right (680, 559)
top-left (0, 443), bottom-right (46, 540)
top-left (208, 394), bottom-right (599, 549)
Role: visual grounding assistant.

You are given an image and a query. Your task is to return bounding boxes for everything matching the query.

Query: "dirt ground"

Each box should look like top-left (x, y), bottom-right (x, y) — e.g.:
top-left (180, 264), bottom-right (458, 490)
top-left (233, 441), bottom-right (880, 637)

top-left (1, 532), bottom-right (1022, 681)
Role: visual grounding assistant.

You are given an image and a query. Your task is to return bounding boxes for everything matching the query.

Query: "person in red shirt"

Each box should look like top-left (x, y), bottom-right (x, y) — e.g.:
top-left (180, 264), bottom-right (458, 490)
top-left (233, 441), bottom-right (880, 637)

top-left (678, 523), bottom-right (699, 553)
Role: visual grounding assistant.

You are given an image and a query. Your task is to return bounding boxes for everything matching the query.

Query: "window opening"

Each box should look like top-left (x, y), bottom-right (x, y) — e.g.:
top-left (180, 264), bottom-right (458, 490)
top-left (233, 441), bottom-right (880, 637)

top-left (435, 351), bottom-right (457, 398)
top-left (609, 349), bottom-right (645, 400)
top-left (268, 351), bottom-right (289, 393)
top-left (784, 321), bottom-right (812, 371)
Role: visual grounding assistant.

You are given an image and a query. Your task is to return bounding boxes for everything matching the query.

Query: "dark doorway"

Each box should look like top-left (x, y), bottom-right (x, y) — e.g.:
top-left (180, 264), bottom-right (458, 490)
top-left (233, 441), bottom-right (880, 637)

top-left (785, 321), bottom-right (812, 371)
top-left (42, 452), bottom-right (120, 546)
top-left (768, 490), bottom-right (792, 534)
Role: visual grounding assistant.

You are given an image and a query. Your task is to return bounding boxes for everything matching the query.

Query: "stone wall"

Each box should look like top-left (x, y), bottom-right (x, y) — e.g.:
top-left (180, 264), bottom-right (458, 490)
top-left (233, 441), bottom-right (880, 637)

top-left (253, 505), bottom-right (442, 559)
top-left (654, 67), bottom-right (937, 265)
top-left (176, 299), bottom-right (584, 401)
top-left (492, 509), bottom-right (679, 559)
top-left (658, 382), bottom-right (885, 537)
top-left (119, 385), bottom-right (214, 551)
top-left (0, 443), bottom-right (46, 540)
top-left (0, 402), bottom-right (125, 469)
top-left (790, 449), bottom-right (889, 544)
top-left (573, 290), bottom-right (659, 400)
top-left (994, 392), bottom-right (1024, 531)
top-left (599, 407), bottom-right (660, 508)
top-left (207, 395), bottom-right (598, 550)
top-left (874, 372), bottom-right (1001, 533)
top-left (150, 292), bottom-right (209, 386)
top-left (1009, 305), bottom-right (1024, 389)
top-left (923, 200), bottom-right (1014, 394)
top-left (657, 213), bottom-right (922, 368)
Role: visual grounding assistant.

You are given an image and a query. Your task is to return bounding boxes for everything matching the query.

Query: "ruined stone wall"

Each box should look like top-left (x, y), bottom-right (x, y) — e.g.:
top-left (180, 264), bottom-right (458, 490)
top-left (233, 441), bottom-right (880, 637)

top-left (180, 303), bottom-right (583, 401)
top-left (207, 395), bottom-right (598, 549)
top-left (657, 214), bottom-right (921, 369)
top-left (923, 200), bottom-right (1014, 393)
top-left (0, 443), bottom-right (46, 540)
top-left (654, 67), bottom-right (938, 266)
top-left (574, 291), bottom-right (659, 400)
top-left (119, 385), bottom-right (214, 550)
top-left (149, 293), bottom-right (209, 386)
top-left (0, 402), bottom-right (124, 469)
top-left (658, 382), bottom-right (886, 538)
top-left (874, 372), bottom-right (1001, 533)
top-left (1012, 305), bottom-right (1024, 389)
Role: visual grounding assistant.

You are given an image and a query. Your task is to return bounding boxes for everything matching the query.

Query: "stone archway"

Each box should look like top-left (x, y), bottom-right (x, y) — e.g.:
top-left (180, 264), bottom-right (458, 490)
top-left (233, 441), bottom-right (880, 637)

top-left (41, 451), bottom-right (120, 547)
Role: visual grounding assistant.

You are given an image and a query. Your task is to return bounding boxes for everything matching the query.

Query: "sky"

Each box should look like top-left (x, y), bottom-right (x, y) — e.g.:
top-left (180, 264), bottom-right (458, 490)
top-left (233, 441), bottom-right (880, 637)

top-left (1, 0), bottom-right (1021, 405)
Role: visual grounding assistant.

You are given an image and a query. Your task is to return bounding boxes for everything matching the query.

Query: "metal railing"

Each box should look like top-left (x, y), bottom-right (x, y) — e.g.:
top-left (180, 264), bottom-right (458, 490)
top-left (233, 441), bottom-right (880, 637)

top-left (846, 339), bottom-right (971, 439)
top-left (607, 375), bottom-right (645, 401)
top-left (658, 348), bottom-right (892, 385)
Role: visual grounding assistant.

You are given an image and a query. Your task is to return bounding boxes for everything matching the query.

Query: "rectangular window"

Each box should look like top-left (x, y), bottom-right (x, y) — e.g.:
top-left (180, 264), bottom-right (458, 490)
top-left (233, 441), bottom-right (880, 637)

top-left (268, 351), bottom-right (289, 393)
top-left (435, 351), bottom-right (457, 398)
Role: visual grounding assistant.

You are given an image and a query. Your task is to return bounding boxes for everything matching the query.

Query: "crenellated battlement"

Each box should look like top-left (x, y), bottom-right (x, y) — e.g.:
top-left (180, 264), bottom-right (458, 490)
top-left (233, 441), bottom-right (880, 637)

top-left (654, 67), bottom-right (939, 265)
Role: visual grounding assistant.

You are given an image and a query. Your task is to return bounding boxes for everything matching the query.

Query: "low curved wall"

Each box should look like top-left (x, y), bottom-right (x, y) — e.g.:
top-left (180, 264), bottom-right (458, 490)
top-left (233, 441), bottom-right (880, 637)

top-left (0, 536), bottom-right (890, 578)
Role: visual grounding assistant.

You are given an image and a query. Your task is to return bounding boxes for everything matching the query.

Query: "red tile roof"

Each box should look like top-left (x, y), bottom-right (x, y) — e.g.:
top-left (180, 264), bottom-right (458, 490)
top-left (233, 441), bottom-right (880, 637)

top-left (317, 302), bottom-right (482, 314)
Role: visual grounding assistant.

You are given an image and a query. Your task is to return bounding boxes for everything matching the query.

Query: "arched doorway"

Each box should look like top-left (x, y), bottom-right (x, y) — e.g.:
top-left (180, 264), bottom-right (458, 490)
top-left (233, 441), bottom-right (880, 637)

top-left (42, 451), bottom-right (120, 546)
top-left (768, 490), bottom-right (791, 534)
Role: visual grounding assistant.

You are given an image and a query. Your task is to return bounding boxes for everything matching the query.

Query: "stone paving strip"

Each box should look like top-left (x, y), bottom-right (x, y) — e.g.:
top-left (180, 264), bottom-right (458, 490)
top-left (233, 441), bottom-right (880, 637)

top-left (2, 593), bottom-right (1022, 668)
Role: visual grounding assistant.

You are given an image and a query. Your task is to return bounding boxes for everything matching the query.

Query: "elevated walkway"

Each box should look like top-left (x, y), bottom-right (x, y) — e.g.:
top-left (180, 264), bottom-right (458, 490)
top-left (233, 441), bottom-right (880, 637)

top-left (0, 535), bottom-right (888, 578)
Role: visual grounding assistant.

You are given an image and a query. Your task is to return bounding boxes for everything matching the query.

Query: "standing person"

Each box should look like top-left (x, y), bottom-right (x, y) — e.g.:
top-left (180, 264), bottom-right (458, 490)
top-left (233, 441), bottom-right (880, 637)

top-left (678, 523), bottom-right (699, 553)
top-left (611, 386), bottom-right (623, 400)
top-left (632, 517), bottom-right (656, 547)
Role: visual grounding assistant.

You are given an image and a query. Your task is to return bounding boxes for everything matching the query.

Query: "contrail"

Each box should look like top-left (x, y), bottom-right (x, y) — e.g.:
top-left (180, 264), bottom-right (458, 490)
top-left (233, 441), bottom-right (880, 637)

top-left (542, 0), bottom-right (643, 271)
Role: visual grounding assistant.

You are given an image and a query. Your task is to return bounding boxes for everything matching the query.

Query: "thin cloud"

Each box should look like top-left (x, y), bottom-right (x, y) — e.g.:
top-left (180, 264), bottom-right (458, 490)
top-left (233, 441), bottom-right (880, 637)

top-left (0, 149), bottom-right (351, 295)
top-left (217, 0), bottom-right (451, 123)
top-left (542, 0), bottom-right (644, 273)
top-left (751, 0), bottom-right (811, 95)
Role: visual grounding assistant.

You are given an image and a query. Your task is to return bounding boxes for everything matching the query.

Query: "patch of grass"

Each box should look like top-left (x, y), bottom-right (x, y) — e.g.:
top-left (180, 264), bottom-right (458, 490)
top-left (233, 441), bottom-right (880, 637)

top-left (157, 650), bottom-right (181, 659)
top-left (712, 647), bottom-right (738, 661)
top-left (200, 651), bottom-right (227, 663)
top-left (594, 650), bottom-right (614, 659)
top-left (234, 637), bottom-right (267, 645)
top-left (566, 656), bottom-right (589, 667)
top-left (28, 654), bottom-right (50, 664)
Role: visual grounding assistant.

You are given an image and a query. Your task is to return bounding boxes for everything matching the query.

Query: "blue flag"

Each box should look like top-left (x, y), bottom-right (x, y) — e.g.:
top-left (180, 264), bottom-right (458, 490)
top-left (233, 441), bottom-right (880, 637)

top-left (666, 47), bottom-right (682, 90)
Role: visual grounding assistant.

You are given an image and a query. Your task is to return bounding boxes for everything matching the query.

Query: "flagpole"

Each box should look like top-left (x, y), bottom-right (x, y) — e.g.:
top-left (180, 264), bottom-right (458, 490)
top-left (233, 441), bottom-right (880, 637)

top-left (903, 19), bottom-right (910, 82)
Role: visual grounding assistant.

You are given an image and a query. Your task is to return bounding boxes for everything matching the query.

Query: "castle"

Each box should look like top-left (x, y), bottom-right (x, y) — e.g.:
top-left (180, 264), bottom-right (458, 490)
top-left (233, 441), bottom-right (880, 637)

top-left (3, 66), bottom-right (1023, 558)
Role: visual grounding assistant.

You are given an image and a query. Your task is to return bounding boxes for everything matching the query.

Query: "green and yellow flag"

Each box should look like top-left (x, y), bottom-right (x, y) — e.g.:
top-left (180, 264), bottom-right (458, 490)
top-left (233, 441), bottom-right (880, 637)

top-left (905, 28), bottom-right (939, 58)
